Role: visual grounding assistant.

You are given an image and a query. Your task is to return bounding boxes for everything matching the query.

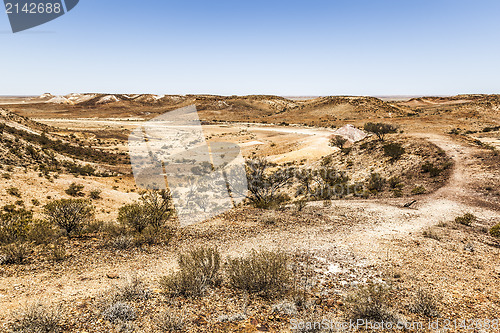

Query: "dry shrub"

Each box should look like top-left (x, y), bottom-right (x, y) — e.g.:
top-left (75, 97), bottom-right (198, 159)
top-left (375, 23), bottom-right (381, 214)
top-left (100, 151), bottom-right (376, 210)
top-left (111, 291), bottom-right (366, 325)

top-left (409, 287), bottom-right (441, 318)
top-left (1, 242), bottom-right (30, 265)
top-left (9, 302), bottom-right (62, 333)
top-left (102, 302), bottom-right (136, 324)
top-left (154, 310), bottom-right (185, 332)
top-left (225, 249), bottom-right (290, 296)
top-left (111, 276), bottom-right (151, 302)
top-left (422, 228), bottom-right (441, 241)
top-left (346, 283), bottom-right (402, 323)
top-left (160, 246), bottom-right (221, 297)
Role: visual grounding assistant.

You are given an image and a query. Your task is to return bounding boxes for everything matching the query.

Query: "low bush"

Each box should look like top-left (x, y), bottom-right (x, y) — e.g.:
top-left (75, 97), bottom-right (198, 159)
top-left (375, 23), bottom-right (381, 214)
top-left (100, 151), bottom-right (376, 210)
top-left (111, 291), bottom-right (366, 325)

top-left (6, 187), bottom-right (21, 198)
top-left (160, 246), bottom-right (221, 297)
top-left (409, 287), bottom-right (441, 317)
top-left (9, 302), bottom-right (62, 333)
top-left (0, 206), bottom-right (33, 244)
top-left (421, 162), bottom-right (442, 177)
top-left (1, 242), bottom-right (30, 264)
top-left (411, 186), bottom-right (426, 195)
top-left (89, 189), bottom-right (102, 200)
top-left (65, 183), bottom-right (85, 197)
top-left (111, 276), bottom-right (151, 302)
top-left (154, 310), bottom-right (185, 332)
top-left (422, 228), bottom-right (441, 241)
top-left (383, 142), bottom-right (405, 161)
top-left (27, 220), bottom-right (60, 245)
top-left (102, 302), bottom-right (136, 324)
top-left (118, 190), bottom-right (175, 233)
top-left (346, 283), bottom-right (400, 322)
top-left (490, 223), bottom-right (500, 238)
top-left (367, 173), bottom-right (385, 193)
top-left (43, 199), bottom-right (94, 237)
top-left (225, 249), bottom-right (290, 296)
top-left (455, 213), bottom-right (476, 226)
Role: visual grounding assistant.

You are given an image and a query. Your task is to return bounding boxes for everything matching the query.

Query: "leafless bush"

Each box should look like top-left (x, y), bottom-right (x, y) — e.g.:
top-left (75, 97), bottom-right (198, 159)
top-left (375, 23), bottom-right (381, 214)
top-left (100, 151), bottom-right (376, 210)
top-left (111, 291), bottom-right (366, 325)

top-left (245, 158), bottom-right (295, 209)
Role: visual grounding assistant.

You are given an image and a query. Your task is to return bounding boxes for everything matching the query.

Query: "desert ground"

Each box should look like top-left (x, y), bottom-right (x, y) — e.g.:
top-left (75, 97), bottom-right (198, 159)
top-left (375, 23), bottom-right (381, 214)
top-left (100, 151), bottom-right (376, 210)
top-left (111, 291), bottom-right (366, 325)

top-left (0, 94), bottom-right (499, 332)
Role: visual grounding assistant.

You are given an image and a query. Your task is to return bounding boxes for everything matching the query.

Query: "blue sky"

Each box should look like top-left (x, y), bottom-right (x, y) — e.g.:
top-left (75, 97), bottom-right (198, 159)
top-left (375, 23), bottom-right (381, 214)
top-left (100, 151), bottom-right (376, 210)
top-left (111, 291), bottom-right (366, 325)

top-left (1, 0), bottom-right (500, 96)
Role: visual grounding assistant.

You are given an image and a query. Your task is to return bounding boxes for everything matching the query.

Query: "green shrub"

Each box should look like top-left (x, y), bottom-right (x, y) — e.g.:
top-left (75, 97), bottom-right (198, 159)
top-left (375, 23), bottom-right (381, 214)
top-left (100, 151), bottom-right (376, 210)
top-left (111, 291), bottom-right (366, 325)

top-left (367, 173), bottom-right (385, 193)
top-left (31, 199), bottom-right (41, 206)
top-left (134, 225), bottom-right (175, 246)
top-left (27, 220), bottom-right (60, 245)
top-left (0, 206), bottom-right (33, 244)
top-left (392, 188), bottom-right (403, 197)
top-left (490, 223), bottom-right (500, 238)
top-left (421, 162), bottom-right (442, 177)
top-left (65, 183), bottom-right (85, 197)
top-left (160, 246), bottom-right (221, 297)
top-left (245, 158), bottom-right (295, 208)
top-left (363, 123), bottom-right (398, 141)
top-left (411, 186), bottom-right (426, 195)
top-left (455, 213), bottom-right (476, 226)
top-left (89, 189), bottom-right (102, 200)
top-left (43, 199), bottom-right (94, 237)
top-left (383, 143), bottom-right (405, 161)
top-left (225, 250), bottom-right (290, 296)
top-left (329, 135), bottom-right (348, 149)
top-left (118, 190), bottom-right (174, 233)
top-left (388, 176), bottom-right (402, 189)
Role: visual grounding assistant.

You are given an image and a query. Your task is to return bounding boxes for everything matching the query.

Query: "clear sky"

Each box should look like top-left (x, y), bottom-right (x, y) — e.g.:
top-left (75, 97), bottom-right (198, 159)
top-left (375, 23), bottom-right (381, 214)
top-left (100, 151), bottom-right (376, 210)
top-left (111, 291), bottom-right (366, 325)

top-left (1, 0), bottom-right (500, 96)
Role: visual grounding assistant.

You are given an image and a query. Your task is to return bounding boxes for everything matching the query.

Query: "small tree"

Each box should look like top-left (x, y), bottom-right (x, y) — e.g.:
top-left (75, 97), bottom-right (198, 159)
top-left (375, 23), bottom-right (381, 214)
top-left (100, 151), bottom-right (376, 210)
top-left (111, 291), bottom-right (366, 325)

top-left (364, 123), bottom-right (398, 141)
top-left (329, 135), bottom-right (348, 149)
top-left (65, 183), bottom-right (85, 197)
top-left (44, 199), bottom-right (94, 236)
top-left (118, 190), bottom-right (174, 233)
top-left (246, 158), bottom-right (295, 209)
